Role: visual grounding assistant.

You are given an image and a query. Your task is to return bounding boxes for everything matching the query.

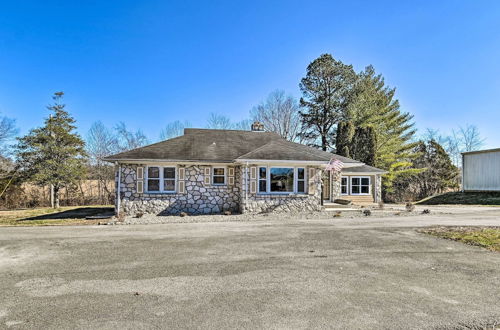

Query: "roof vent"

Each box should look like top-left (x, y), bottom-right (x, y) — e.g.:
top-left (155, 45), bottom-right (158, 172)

top-left (251, 121), bottom-right (264, 132)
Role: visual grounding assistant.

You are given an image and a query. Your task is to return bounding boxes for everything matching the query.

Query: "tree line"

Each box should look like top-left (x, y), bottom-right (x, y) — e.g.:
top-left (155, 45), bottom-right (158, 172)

top-left (0, 53), bottom-right (486, 208)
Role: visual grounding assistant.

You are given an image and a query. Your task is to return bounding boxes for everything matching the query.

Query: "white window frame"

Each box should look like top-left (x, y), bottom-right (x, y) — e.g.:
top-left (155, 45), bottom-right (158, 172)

top-left (146, 165), bottom-right (177, 193)
top-left (212, 166), bottom-right (226, 185)
top-left (341, 176), bottom-right (349, 195)
top-left (350, 176), bottom-right (371, 195)
top-left (296, 167), bottom-right (306, 194)
top-left (256, 166), bottom-right (307, 195)
top-left (258, 166), bottom-right (267, 193)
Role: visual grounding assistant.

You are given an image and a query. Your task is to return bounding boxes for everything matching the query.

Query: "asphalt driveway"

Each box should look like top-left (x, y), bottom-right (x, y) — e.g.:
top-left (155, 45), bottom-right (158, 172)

top-left (0, 210), bottom-right (499, 329)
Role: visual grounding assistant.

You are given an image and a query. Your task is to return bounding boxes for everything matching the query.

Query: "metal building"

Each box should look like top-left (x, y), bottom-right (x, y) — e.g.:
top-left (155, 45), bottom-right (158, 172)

top-left (462, 148), bottom-right (500, 191)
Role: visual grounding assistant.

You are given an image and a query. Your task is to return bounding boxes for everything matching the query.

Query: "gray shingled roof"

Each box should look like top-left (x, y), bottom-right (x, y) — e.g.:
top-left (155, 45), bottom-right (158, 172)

top-left (342, 164), bottom-right (387, 173)
top-left (104, 128), bottom-right (362, 164)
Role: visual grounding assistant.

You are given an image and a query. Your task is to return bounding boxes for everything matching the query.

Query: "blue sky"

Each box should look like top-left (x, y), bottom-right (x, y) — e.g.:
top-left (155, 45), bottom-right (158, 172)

top-left (1, 0), bottom-right (499, 148)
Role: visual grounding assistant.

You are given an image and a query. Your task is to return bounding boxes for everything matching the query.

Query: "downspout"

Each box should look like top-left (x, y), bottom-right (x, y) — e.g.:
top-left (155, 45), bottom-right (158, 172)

top-left (116, 162), bottom-right (121, 216)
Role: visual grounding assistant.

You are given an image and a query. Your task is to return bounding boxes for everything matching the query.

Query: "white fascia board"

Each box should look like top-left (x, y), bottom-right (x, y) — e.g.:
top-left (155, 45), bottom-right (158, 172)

top-left (236, 159), bottom-right (328, 166)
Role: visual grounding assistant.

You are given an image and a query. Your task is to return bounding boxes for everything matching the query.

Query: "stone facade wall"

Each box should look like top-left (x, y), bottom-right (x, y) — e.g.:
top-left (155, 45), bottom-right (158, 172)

top-left (117, 164), bottom-right (241, 216)
top-left (240, 166), bottom-right (323, 213)
top-left (115, 163), bottom-right (325, 216)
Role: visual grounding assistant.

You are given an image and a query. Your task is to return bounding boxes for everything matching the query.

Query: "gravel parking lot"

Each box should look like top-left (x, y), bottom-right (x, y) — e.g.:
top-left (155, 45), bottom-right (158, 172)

top-left (0, 207), bottom-right (499, 329)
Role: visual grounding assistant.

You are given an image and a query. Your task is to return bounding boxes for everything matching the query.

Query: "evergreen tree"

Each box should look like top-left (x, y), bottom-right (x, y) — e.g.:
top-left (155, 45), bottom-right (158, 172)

top-left (15, 92), bottom-right (86, 208)
top-left (389, 140), bottom-right (459, 201)
top-left (347, 65), bottom-right (418, 191)
top-left (335, 121), bottom-right (354, 157)
top-left (299, 54), bottom-right (357, 151)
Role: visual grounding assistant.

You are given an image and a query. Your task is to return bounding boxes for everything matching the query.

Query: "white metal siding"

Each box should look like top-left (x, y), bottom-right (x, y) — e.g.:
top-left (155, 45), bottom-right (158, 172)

top-left (463, 151), bottom-right (500, 191)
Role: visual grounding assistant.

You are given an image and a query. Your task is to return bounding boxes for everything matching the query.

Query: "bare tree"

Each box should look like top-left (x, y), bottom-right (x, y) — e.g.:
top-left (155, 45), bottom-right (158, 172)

top-left (86, 121), bottom-right (119, 204)
top-left (456, 125), bottom-right (485, 152)
top-left (0, 114), bottom-right (18, 156)
top-left (206, 113), bottom-right (233, 129)
top-left (251, 90), bottom-right (303, 142)
top-left (423, 125), bottom-right (485, 167)
top-left (160, 120), bottom-right (191, 140)
top-left (114, 122), bottom-right (149, 151)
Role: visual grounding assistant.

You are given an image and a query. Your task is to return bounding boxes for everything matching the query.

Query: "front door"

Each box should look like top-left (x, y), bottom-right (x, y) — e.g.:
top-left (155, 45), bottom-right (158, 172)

top-left (322, 171), bottom-right (331, 201)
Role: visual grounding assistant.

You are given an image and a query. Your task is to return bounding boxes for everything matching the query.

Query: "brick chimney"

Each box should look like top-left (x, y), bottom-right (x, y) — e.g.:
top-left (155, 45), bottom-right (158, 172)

top-left (251, 121), bottom-right (264, 132)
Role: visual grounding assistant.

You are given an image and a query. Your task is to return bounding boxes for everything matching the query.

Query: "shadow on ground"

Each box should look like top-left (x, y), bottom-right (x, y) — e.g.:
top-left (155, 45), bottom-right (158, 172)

top-left (22, 207), bottom-right (114, 221)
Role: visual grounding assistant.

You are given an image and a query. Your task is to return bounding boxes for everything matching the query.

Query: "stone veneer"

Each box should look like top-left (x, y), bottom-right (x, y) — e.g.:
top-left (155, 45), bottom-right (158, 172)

top-left (116, 163), bottom-right (325, 216)
top-left (117, 164), bottom-right (241, 216)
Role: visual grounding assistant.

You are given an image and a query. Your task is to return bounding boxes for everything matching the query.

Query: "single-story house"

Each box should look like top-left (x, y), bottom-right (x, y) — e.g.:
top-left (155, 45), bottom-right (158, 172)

top-left (462, 148), bottom-right (500, 191)
top-left (104, 122), bottom-right (386, 215)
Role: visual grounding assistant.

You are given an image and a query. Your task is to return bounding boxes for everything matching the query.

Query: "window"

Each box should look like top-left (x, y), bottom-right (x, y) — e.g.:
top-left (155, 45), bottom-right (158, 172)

top-left (297, 168), bottom-right (305, 193)
top-left (341, 177), bottom-right (348, 195)
top-left (213, 167), bottom-right (226, 185)
top-left (270, 167), bottom-right (294, 192)
top-left (258, 167), bottom-right (267, 193)
top-left (147, 167), bottom-right (160, 192)
top-left (351, 176), bottom-right (370, 195)
top-left (147, 166), bottom-right (176, 192)
top-left (163, 167), bottom-right (176, 192)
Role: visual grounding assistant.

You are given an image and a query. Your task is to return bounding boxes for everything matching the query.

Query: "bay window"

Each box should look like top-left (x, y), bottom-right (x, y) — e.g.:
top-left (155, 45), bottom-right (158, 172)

top-left (146, 166), bottom-right (176, 192)
top-left (270, 167), bottom-right (294, 192)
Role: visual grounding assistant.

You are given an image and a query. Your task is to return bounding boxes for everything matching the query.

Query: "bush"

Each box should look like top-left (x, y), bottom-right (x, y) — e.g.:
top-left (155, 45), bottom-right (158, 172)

top-left (363, 209), bottom-right (372, 216)
top-left (422, 209), bottom-right (431, 214)
top-left (406, 202), bottom-right (415, 212)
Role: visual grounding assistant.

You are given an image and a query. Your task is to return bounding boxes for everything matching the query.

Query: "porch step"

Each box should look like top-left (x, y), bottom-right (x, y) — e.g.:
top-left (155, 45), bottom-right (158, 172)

top-left (323, 202), bottom-right (356, 209)
top-left (324, 207), bottom-right (359, 212)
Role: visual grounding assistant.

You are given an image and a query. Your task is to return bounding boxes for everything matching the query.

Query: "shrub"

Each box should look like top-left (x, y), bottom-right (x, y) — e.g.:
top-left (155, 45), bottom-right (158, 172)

top-left (363, 209), bottom-right (372, 216)
top-left (405, 202), bottom-right (415, 212)
top-left (422, 209), bottom-right (431, 214)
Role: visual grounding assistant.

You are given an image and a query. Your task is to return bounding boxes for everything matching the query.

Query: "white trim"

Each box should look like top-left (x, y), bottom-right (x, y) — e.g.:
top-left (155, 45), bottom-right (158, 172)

top-left (350, 176), bottom-right (371, 195)
top-left (255, 166), bottom-right (308, 195)
top-left (341, 176), bottom-right (349, 195)
top-left (212, 166), bottom-right (227, 185)
top-left (145, 165), bottom-right (177, 193)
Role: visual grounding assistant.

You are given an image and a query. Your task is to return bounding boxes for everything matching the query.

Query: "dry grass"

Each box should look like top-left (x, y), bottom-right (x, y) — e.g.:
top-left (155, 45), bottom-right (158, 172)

top-left (419, 226), bottom-right (500, 252)
top-left (0, 205), bottom-right (114, 226)
top-left (417, 192), bottom-right (500, 206)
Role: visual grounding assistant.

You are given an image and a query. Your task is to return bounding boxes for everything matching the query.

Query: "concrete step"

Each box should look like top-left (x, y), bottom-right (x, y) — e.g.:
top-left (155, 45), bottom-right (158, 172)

top-left (324, 207), bottom-right (359, 212)
top-left (323, 203), bottom-right (354, 209)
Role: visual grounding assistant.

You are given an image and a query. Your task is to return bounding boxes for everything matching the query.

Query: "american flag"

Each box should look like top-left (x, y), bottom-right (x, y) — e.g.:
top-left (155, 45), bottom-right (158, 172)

top-left (325, 157), bottom-right (344, 172)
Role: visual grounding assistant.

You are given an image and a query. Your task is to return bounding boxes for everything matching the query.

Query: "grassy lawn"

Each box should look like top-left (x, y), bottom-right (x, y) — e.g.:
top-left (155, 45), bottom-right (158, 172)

top-left (420, 226), bottom-right (500, 252)
top-left (0, 205), bottom-right (114, 226)
top-left (417, 191), bottom-right (500, 205)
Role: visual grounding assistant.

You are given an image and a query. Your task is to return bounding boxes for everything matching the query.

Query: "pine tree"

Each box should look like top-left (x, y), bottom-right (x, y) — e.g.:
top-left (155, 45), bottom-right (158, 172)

top-left (335, 121), bottom-right (354, 157)
top-left (389, 140), bottom-right (459, 201)
top-left (299, 54), bottom-right (357, 151)
top-left (15, 92), bottom-right (86, 208)
top-left (349, 126), bottom-right (376, 166)
top-left (347, 65), bottom-right (418, 191)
